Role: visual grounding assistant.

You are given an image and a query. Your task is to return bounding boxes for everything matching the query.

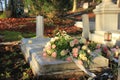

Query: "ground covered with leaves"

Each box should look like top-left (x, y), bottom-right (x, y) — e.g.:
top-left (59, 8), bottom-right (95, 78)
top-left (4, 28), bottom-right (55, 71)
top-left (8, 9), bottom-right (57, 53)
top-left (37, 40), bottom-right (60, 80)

top-left (0, 17), bottom-right (83, 80)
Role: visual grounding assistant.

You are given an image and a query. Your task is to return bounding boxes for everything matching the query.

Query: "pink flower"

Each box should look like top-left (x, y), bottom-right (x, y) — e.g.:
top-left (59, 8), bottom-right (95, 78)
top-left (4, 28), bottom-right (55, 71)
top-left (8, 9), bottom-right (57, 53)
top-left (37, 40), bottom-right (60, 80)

top-left (66, 57), bottom-right (72, 62)
top-left (77, 46), bottom-right (80, 49)
top-left (52, 44), bottom-right (56, 49)
top-left (72, 48), bottom-right (79, 54)
top-left (95, 49), bottom-right (101, 53)
top-left (73, 38), bottom-right (79, 44)
top-left (73, 53), bottom-right (78, 57)
top-left (96, 44), bottom-right (101, 49)
top-left (116, 46), bottom-right (119, 49)
top-left (111, 48), bottom-right (117, 53)
top-left (51, 52), bottom-right (57, 58)
top-left (43, 52), bottom-right (47, 57)
top-left (102, 46), bottom-right (108, 53)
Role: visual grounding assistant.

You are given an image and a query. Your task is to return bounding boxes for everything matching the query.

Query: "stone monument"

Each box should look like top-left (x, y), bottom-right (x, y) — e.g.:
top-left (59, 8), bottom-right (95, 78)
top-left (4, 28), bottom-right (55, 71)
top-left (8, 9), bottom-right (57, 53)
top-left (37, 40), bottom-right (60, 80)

top-left (89, 0), bottom-right (120, 45)
top-left (36, 16), bottom-right (44, 38)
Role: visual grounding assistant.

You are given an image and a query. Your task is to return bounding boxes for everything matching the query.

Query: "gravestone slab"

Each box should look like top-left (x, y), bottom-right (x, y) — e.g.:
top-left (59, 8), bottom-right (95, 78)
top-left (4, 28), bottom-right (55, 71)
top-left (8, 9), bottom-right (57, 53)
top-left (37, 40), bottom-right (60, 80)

top-left (21, 38), bottom-right (109, 78)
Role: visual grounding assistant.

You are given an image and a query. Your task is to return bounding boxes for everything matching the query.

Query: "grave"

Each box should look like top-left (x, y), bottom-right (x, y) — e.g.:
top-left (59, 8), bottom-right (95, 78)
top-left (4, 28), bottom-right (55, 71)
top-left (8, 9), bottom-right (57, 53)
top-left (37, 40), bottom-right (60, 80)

top-left (21, 38), bottom-right (109, 77)
top-left (20, 16), bottom-right (109, 79)
top-left (89, 0), bottom-right (120, 45)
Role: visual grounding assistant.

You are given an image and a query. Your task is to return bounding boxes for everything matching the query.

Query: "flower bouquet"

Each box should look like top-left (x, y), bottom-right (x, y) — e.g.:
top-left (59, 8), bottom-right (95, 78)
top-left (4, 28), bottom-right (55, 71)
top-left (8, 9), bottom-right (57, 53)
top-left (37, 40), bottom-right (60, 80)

top-left (42, 31), bottom-right (98, 67)
top-left (42, 30), bottom-right (120, 78)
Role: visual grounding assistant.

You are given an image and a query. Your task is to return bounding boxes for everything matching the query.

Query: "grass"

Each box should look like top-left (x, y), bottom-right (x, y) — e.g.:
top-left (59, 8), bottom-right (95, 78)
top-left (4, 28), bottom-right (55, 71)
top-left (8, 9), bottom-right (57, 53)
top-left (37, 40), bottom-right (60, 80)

top-left (0, 30), bottom-right (36, 42)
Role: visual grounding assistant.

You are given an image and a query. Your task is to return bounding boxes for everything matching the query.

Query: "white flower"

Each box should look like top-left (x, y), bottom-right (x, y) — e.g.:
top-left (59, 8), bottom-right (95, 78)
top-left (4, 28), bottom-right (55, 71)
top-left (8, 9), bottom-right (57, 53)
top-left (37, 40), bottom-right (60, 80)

top-left (82, 45), bottom-right (87, 50)
top-left (50, 38), bottom-right (56, 43)
top-left (79, 53), bottom-right (87, 61)
top-left (87, 49), bottom-right (91, 54)
top-left (45, 42), bottom-right (51, 47)
top-left (79, 37), bottom-right (86, 44)
top-left (28, 40), bottom-right (32, 44)
top-left (60, 50), bottom-right (67, 56)
top-left (70, 41), bottom-right (74, 47)
top-left (54, 37), bottom-right (59, 40)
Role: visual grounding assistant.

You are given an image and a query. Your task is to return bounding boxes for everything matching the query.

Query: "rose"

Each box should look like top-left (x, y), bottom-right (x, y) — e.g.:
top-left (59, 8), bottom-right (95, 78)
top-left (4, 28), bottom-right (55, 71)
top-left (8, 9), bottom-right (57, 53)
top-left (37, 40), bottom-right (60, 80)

top-left (72, 48), bottom-right (79, 54)
top-left (52, 44), bottom-right (56, 49)
top-left (70, 41), bottom-right (74, 47)
top-left (45, 45), bottom-right (51, 50)
top-left (72, 48), bottom-right (79, 57)
top-left (46, 49), bottom-right (53, 55)
top-left (54, 37), bottom-right (59, 40)
top-left (82, 45), bottom-right (87, 50)
top-left (73, 53), bottom-right (78, 58)
top-left (73, 38), bottom-right (79, 45)
top-left (51, 52), bottom-right (57, 58)
top-left (66, 57), bottom-right (72, 62)
top-left (79, 53), bottom-right (87, 61)
top-left (102, 45), bottom-right (108, 53)
top-left (79, 37), bottom-right (86, 44)
top-left (43, 52), bottom-right (47, 57)
top-left (111, 48), bottom-right (117, 53)
top-left (96, 44), bottom-right (101, 49)
top-left (45, 42), bottom-right (51, 47)
top-left (60, 50), bottom-right (67, 56)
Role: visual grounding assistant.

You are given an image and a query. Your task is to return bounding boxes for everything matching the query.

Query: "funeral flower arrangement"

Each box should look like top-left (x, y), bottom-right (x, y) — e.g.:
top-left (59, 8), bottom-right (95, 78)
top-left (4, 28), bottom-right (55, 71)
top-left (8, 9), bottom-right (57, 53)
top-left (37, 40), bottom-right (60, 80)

top-left (42, 31), bottom-right (120, 65)
top-left (42, 31), bottom-right (94, 66)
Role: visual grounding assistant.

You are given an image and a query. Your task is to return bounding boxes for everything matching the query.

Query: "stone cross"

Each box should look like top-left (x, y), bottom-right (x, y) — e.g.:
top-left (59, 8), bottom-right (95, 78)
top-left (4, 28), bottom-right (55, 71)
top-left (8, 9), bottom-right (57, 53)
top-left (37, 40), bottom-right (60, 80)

top-left (82, 14), bottom-right (90, 39)
top-left (36, 16), bottom-right (44, 38)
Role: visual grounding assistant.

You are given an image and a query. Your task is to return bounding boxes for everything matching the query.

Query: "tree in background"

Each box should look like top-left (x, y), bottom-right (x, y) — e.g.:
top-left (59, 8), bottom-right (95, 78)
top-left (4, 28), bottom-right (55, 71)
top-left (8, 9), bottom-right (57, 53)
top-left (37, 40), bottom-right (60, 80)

top-left (117, 0), bottom-right (120, 7)
top-left (72, 0), bottom-right (77, 12)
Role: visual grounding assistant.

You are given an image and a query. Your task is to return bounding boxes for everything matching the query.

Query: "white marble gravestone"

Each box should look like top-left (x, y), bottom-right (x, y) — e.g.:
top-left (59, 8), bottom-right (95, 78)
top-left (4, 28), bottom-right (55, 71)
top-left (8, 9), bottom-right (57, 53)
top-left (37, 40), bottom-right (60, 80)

top-left (89, 0), bottom-right (120, 45)
top-left (36, 16), bottom-right (44, 38)
top-left (21, 38), bottom-right (109, 77)
top-left (82, 14), bottom-right (90, 39)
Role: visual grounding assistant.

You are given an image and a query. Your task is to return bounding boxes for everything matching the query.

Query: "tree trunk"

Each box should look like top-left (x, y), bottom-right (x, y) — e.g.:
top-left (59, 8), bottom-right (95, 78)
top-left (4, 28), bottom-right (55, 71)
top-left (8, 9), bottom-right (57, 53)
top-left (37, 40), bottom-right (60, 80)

top-left (117, 0), bottom-right (120, 7)
top-left (0, 0), bottom-right (3, 11)
top-left (72, 0), bottom-right (77, 12)
top-left (5, 0), bottom-right (7, 10)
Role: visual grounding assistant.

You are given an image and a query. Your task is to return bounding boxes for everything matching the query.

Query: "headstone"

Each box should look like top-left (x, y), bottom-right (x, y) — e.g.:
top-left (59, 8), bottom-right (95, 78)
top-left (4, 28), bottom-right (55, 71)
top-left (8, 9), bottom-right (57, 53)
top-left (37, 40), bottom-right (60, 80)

top-left (82, 14), bottom-right (90, 39)
top-left (94, 0), bottom-right (120, 31)
top-left (21, 38), bottom-right (109, 78)
top-left (36, 16), bottom-right (44, 38)
top-left (89, 0), bottom-right (120, 44)
top-left (83, 2), bottom-right (88, 9)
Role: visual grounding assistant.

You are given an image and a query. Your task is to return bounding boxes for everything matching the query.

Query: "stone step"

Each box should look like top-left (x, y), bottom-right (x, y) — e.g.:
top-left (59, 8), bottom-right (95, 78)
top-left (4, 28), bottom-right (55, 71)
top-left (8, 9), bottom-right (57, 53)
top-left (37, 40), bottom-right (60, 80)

top-left (90, 31), bottom-right (120, 45)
